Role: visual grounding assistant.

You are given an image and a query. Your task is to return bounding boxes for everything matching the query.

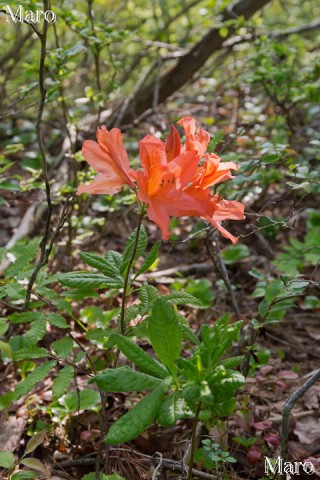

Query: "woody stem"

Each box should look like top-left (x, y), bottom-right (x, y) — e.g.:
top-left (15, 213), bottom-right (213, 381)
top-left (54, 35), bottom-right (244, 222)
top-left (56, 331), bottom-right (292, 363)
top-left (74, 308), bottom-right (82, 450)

top-left (120, 212), bottom-right (145, 335)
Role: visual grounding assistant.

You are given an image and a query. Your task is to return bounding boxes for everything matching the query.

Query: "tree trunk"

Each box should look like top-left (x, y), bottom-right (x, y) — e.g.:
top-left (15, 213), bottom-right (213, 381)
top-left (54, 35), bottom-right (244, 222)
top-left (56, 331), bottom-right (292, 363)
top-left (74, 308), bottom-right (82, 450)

top-left (111, 0), bottom-right (272, 126)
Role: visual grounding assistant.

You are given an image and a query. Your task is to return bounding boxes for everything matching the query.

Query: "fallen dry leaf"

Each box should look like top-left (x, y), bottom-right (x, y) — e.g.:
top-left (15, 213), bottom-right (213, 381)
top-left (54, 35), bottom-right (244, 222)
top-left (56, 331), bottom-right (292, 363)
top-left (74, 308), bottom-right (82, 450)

top-left (294, 416), bottom-right (320, 444)
top-left (0, 415), bottom-right (26, 451)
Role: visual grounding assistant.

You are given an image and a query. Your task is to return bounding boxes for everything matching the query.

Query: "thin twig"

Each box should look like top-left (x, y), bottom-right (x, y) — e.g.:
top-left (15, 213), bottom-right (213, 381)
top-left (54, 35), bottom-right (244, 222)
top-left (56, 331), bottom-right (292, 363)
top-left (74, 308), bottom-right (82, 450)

top-left (23, 1), bottom-right (52, 310)
top-left (120, 212), bottom-right (145, 335)
top-left (52, 447), bottom-right (218, 479)
top-left (152, 452), bottom-right (163, 479)
top-left (205, 232), bottom-right (241, 320)
top-left (188, 402), bottom-right (202, 480)
top-left (281, 368), bottom-right (320, 479)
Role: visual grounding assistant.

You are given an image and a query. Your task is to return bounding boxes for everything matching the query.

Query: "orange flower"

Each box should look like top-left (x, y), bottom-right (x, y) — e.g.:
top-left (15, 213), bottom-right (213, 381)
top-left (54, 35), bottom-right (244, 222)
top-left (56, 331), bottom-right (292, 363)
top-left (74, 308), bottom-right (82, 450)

top-left (78, 117), bottom-right (245, 243)
top-left (132, 122), bottom-right (244, 243)
top-left (77, 126), bottom-right (135, 195)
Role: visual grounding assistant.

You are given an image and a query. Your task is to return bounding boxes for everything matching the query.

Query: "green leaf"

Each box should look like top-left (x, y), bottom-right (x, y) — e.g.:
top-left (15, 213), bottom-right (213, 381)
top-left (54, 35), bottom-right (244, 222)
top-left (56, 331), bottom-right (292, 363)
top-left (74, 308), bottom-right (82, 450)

top-left (185, 279), bottom-right (214, 307)
top-left (11, 471), bottom-right (38, 479)
top-left (162, 291), bottom-right (204, 307)
top-left (9, 312), bottom-right (44, 324)
top-left (124, 305), bottom-right (140, 325)
top-left (104, 251), bottom-right (123, 271)
top-left (94, 366), bottom-right (162, 392)
top-left (5, 238), bottom-right (40, 278)
top-left (25, 429), bottom-right (47, 455)
top-left (85, 328), bottom-right (110, 341)
top-left (148, 299), bottom-right (182, 374)
top-left (0, 450), bottom-right (15, 468)
top-left (222, 244), bottom-right (250, 265)
top-left (157, 392), bottom-right (192, 426)
top-left (179, 322), bottom-right (200, 346)
top-left (52, 336), bottom-right (73, 359)
top-left (134, 241), bottom-right (160, 279)
top-left (139, 284), bottom-right (158, 314)
top-left (0, 319), bottom-right (8, 336)
top-left (0, 340), bottom-right (12, 358)
top-left (52, 366), bottom-right (74, 401)
top-left (121, 225), bottom-right (148, 273)
top-left (13, 361), bottom-right (56, 401)
top-left (265, 279), bottom-right (285, 302)
top-left (61, 389), bottom-right (100, 412)
top-left (20, 458), bottom-right (47, 475)
top-left (25, 317), bottom-right (46, 345)
top-left (47, 313), bottom-right (69, 329)
top-left (219, 355), bottom-right (244, 369)
top-left (62, 43), bottom-right (87, 60)
top-left (80, 252), bottom-right (124, 284)
top-left (105, 383), bottom-right (168, 444)
top-left (114, 334), bottom-right (168, 379)
top-left (59, 272), bottom-right (123, 289)
top-left (12, 347), bottom-right (49, 360)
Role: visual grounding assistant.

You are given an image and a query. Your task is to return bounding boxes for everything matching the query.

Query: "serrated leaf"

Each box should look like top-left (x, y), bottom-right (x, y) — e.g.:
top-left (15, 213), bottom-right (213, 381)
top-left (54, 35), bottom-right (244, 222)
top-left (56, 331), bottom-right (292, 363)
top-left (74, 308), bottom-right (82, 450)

top-left (0, 340), bottom-right (12, 358)
top-left (105, 383), bottom-right (168, 444)
top-left (124, 305), bottom-right (140, 325)
top-left (0, 450), bottom-right (15, 468)
top-left (6, 238), bottom-right (40, 278)
top-left (13, 361), bottom-right (56, 401)
top-left (52, 336), bottom-right (73, 359)
top-left (162, 291), bottom-right (204, 307)
top-left (25, 317), bottom-right (46, 345)
top-left (62, 43), bottom-right (87, 59)
top-left (21, 457), bottom-right (47, 474)
top-left (157, 391), bottom-right (192, 426)
top-left (148, 299), bottom-right (182, 374)
top-left (11, 472), bottom-right (38, 480)
top-left (121, 225), bottom-right (148, 273)
top-left (114, 334), bottom-right (168, 379)
top-left (139, 283), bottom-right (158, 314)
top-left (134, 241), bottom-right (160, 279)
top-left (265, 280), bottom-right (285, 302)
top-left (80, 252), bottom-right (124, 284)
top-left (61, 389), bottom-right (100, 412)
top-left (47, 313), bottom-right (69, 329)
top-left (52, 366), bottom-right (74, 401)
top-left (59, 273), bottom-right (123, 289)
top-left (94, 366), bottom-right (162, 392)
top-left (219, 355), bottom-right (244, 369)
top-left (0, 319), bottom-right (8, 336)
top-left (258, 299), bottom-right (269, 319)
top-left (12, 347), bottom-right (49, 360)
top-left (85, 328), bottom-right (110, 341)
top-left (9, 312), bottom-right (44, 324)
top-left (105, 250), bottom-right (122, 269)
top-left (180, 323), bottom-right (200, 346)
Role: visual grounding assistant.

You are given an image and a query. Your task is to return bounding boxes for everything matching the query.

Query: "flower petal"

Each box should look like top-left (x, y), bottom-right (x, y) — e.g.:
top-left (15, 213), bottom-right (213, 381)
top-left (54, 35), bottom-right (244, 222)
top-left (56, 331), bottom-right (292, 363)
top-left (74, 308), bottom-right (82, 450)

top-left (211, 198), bottom-right (245, 221)
top-left (177, 116), bottom-right (196, 138)
top-left (204, 217), bottom-right (239, 244)
top-left (82, 140), bottom-right (115, 175)
top-left (97, 126), bottom-right (131, 173)
top-left (167, 151), bottom-right (199, 188)
top-left (77, 173), bottom-right (125, 195)
top-left (165, 125), bottom-right (181, 162)
top-left (147, 198), bottom-right (171, 240)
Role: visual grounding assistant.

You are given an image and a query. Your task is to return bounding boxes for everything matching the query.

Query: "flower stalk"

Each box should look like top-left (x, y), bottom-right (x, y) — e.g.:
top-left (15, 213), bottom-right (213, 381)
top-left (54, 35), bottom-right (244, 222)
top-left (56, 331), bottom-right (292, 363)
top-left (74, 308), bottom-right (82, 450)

top-left (120, 205), bottom-right (146, 335)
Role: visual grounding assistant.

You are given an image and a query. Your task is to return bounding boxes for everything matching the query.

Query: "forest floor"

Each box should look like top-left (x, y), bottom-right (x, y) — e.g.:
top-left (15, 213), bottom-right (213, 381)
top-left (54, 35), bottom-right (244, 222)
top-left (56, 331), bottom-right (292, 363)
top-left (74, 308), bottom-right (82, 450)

top-left (0, 106), bottom-right (320, 480)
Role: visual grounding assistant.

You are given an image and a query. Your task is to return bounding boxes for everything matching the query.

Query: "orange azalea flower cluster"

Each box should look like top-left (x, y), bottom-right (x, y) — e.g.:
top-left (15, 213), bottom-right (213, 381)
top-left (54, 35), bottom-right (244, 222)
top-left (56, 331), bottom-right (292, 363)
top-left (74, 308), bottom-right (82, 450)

top-left (78, 117), bottom-right (245, 244)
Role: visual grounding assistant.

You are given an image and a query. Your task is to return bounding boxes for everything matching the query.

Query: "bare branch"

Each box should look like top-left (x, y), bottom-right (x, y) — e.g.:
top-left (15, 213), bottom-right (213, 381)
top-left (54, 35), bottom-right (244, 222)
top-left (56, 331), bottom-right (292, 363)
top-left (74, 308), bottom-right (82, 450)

top-left (23, 1), bottom-right (52, 310)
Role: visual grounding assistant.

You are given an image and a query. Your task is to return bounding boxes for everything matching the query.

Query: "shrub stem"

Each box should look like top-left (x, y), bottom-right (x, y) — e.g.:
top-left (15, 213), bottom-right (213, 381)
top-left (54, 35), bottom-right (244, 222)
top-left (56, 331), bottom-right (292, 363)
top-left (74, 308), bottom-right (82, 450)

top-left (120, 211), bottom-right (145, 335)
